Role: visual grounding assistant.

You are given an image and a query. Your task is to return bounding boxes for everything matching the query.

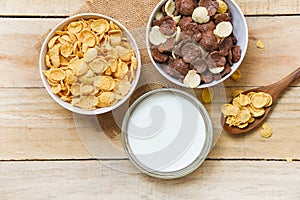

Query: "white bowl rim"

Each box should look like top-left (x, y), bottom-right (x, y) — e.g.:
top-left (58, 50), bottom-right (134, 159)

top-left (39, 13), bottom-right (142, 115)
top-left (146, 0), bottom-right (248, 89)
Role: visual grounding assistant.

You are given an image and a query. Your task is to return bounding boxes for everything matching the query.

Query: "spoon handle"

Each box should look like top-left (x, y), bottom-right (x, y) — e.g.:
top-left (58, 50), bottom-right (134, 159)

top-left (264, 67), bottom-right (300, 99)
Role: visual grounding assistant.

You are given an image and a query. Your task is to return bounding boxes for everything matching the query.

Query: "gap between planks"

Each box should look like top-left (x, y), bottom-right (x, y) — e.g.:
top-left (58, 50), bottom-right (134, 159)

top-left (0, 158), bottom-right (298, 162)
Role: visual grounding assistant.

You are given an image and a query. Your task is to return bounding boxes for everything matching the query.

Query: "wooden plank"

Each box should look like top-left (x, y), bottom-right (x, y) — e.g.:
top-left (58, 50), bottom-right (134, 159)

top-left (1, 17), bottom-right (300, 88)
top-left (0, 87), bottom-right (299, 160)
top-left (0, 160), bottom-right (300, 199)
top-left (0, 0), bottom-right (299, 16)
top-left (0, 18), bottom-right (62, 88)
top-left (0, 0), bottom-right (84, 16)
top-left (236, 0), bottom-right (300, 15)
top-left (226, 16), bottom-right (300, 87)
top-left (0, 88), bottom-right (90, 159)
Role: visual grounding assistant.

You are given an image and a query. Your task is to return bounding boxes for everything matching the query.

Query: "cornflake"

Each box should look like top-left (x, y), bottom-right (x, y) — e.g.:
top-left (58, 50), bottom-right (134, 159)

top-left (231, 69), bottom-right (241, 82)
top-left (202, 88), bottom-right (215, 104)
top-left (43, 18), bottom-right (138, 110)
top-left (216, 0), bottom-right (228, 13)
top-left (260, 123), bottom-right (273, 138)
top-left (256, 40), bottom-right (264, 49)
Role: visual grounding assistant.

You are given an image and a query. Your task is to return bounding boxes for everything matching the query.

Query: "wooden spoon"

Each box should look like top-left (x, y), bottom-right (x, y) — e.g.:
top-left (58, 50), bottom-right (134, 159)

top-left (221, 67), bottom-right (300, 134)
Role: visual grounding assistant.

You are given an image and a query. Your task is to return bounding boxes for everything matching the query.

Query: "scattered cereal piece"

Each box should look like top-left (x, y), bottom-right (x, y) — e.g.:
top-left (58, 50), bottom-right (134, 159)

top-left (256, 40), bottom-right (264, 49)
top-left (260, 123), bottom-right (273, 138)
top-left (286, 158), bottom-right (294, 163)
top-left (192, 7), bottom-right (210, 24)
top-left (231, 69), bottom-right (242, 82)
top-left (214, 21), bottom-right (233, 38)
top-left (183, 70), bottom-right (201, 88)
top-left (202, 88), bottom-right (214, 104)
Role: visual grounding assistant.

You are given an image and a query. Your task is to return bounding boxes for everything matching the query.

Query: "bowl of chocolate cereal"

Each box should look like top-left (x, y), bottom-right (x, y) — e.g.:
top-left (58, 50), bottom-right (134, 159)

top-left (146, 0), bottom-right (248, 88)
top-left (39, 13), bottom-right (141, 115)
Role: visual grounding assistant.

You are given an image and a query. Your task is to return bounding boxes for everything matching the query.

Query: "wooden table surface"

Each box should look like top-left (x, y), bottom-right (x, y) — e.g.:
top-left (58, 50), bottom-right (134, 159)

top-left (1, 0), bottom-right (300, 199)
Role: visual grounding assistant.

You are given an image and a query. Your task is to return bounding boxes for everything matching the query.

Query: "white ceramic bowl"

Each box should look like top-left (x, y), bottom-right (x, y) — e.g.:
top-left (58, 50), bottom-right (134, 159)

top-left (146, 0), bottom-right (248, 88)
top-left (39, 13), bottom-right (141, 115)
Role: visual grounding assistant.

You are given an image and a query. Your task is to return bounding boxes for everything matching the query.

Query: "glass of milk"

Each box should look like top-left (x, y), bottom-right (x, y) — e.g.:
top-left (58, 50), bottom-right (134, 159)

top-left (122, 88), bottom-right (213, 179)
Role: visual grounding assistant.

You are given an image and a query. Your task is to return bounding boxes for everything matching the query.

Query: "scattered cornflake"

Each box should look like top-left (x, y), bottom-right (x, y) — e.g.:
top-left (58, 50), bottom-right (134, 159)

top-left (286, 158), bottom-right (294, 163)
top-left (202, 88), bottom-right (214, 104)
top-left (256, 40), bottom-right (264, 49)
top-left (260, 123), bottom-right (273, 138)
top-left (230, 69), bottom-right (241, 82)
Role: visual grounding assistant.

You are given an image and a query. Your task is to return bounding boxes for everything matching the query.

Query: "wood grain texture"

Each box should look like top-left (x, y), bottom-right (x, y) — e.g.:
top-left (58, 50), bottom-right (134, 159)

top-left (0, 87), bottom-right (299, 160)
top-left (0, 160), bottom-right (300, 200)
top-left (236, 0), bottom-right (300, 15)
top-left (0, 0), bottom-right (299, 16)
top-left (0, 0), bottom-right (84, 16)
top-left (1, 1), bottom-right (300, 198)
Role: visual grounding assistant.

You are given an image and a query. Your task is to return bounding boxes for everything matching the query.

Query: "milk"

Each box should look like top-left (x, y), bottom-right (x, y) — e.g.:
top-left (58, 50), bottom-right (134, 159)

top-left (126, 91), bottom-right (207, 173)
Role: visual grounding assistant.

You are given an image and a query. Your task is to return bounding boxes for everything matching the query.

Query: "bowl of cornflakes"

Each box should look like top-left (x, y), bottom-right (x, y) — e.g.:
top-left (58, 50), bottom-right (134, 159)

top-left (146, 0), bottom-right (248, 88)
top-left (39, 13), bottom-right (141, 115)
